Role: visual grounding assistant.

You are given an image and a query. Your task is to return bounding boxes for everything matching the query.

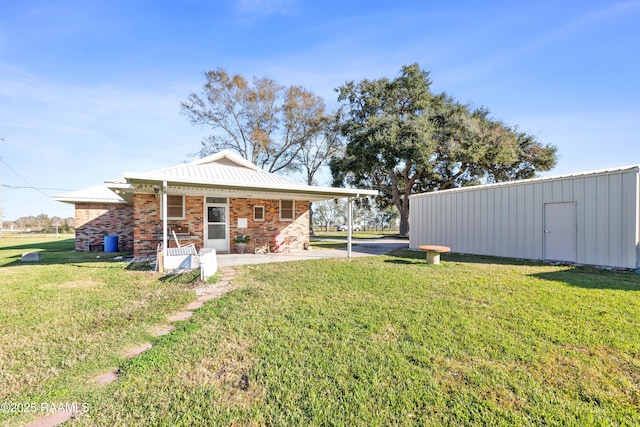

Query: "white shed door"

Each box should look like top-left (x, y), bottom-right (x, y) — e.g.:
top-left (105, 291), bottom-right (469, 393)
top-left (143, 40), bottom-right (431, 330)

top-left (544, 202), bottom-right (576, 263)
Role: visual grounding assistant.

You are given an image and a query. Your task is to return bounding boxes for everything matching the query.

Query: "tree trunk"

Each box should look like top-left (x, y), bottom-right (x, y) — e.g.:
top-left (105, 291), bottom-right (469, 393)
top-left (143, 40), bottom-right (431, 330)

top-left (399, 206), bottom-right (409, 237)
top-left (309, 202), bottom-right (314, 236)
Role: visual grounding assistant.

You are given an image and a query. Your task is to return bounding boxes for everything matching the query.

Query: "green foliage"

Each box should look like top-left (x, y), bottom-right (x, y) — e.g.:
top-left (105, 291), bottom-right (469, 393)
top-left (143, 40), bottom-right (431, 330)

top-left (332, 64), bottom-right (558, 235)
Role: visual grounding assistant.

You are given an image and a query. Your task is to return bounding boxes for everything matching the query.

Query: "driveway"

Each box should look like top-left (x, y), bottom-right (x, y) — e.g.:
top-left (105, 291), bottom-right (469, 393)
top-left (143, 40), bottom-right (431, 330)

top-left (216, 237), bottom-right (409, 267)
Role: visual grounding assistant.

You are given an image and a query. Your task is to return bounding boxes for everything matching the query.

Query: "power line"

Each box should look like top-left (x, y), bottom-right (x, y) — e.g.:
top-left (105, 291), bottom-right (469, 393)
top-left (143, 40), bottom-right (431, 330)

top-left (1, 184), bottom-right (73, 191)
top-left (0, 157), bottom-right (55, 199)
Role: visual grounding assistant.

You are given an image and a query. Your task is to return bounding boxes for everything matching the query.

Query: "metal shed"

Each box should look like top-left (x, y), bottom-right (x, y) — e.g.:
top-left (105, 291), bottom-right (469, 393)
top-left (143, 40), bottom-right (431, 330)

top-left (409, 166), bottom-right (640, 269)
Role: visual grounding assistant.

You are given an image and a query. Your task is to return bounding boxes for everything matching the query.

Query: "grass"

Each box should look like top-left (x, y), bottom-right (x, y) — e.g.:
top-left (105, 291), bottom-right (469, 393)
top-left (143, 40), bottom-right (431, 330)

top-left (3, 237), bottom-right (640, 425)
top-left (308, 240), bottom-right (350, 249)
top-left (312, 230), bottom-right (399, 239)
top-left (0, 237), bottom-right (195, 426)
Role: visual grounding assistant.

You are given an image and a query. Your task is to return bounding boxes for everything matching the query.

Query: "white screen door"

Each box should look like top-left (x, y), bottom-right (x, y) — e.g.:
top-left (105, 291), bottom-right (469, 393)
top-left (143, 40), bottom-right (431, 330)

top-left (544, 202), bottom-right (576, 263)
top-left (205, 197), bottom-right (229, 252)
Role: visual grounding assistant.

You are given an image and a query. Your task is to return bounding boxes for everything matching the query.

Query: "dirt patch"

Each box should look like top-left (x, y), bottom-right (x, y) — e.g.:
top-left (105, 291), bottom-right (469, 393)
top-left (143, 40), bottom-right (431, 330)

top-left (183, 337), bottom-right (263, 408)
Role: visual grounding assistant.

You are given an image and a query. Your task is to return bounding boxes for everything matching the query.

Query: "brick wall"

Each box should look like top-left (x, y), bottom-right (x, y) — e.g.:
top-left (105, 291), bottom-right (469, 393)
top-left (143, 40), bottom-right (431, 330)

top-left (229, 198), bottom-right (310, 252)
top-left (133, 193), bottom-right (161, 257)
top-left (133, 194), bottom-right (205, 257)
top-left (131, 194), bottom-right (310, 256)
top-left (75, 203), bottom-right (134, 252)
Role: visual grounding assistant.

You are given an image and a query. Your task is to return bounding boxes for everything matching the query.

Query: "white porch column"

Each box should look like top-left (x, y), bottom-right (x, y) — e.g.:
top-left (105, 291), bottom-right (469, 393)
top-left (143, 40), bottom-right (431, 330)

top-left (162, 181), bottom-right (168, 271)
top-left (347, 197), bottom-right (353, 258)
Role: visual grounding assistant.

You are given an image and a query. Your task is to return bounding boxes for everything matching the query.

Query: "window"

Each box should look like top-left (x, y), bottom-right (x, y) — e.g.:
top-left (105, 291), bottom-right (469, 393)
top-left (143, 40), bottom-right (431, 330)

top-left (167, 195), bottom-right (185, 219)
top-left (280, 200), bottom-right (294, 221)
top-left (254, 206), bottom-right (265, 221)
top-left (206, 197), bottom-right (227, 204)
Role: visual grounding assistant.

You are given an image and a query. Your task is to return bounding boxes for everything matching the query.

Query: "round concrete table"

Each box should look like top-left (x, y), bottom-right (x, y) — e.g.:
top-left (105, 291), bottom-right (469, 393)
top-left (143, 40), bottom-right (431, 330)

top-left (418, 245), bottom-right (451, 265)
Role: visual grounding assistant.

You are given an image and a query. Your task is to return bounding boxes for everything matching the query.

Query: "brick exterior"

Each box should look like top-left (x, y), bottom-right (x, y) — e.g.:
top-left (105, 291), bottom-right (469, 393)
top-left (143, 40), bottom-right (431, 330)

top-left (128, 194), bottom-right (311, 257)
top-left (74, 203), bottom-right (134, 252)
top-left (133, 193), bottom-right (161, 257)
top-left (229, 198), bottom-right (310, 252)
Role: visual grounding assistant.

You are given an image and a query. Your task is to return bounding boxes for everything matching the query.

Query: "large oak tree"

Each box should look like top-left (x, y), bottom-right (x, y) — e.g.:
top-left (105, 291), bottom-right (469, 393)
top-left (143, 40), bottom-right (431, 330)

top-left (331, 64), bottom-right (557, 236)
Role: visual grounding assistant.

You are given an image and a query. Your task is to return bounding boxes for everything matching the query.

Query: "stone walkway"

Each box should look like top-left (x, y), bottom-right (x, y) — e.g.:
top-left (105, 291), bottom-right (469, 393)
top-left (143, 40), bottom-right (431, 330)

top-left (26, 266), bottom-right (237, 427)
top-left (27, 241), bottom-right (409, 426)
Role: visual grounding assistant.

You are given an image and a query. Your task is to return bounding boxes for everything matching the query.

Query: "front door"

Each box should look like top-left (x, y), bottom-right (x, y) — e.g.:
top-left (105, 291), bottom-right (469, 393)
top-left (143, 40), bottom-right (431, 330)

top-left (205, 197), bottom-right (229, 252)
top-left (544, 202), bottom-right (577, 263)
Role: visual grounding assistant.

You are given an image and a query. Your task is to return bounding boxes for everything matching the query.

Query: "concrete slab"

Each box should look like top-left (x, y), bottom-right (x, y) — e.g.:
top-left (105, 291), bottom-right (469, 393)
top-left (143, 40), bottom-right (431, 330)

top-left (95, 370), bottom-right (119, 385)
top-left (124, 342), bottom-right (152, 359)
top-left (215, 238), bottom-right (409, 267)
top-left (186, 301), bottom-right (205, 310)
top-left (21, 252), bottom-right (41, 262)
top-left (152, 325), bottom-right (175, 336)
top-left (25, 408), bottom-right (75, 427)
top-left (167, 311), bottom-right (193, 322)
top-left (197, 293), bottom-right (222, 302)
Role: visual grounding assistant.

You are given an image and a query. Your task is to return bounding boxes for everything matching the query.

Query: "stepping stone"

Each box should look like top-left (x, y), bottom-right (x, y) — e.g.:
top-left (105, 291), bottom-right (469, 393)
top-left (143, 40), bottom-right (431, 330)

top-left (167, 311), bottom-right (193, 322)
top-left (124, 342), bottom-right (152, 359)
top-left (186, 301), bottom-right (204, 310)
top-left (201, 283), bottom-right (228, 293)
top-left (152, 325), bottom-right (175, 336)
top-left (95, 369), bottom-right (119, 385)
top-left (25, 408), bottom-right (76, 427)
top-left (197, 293), bottom-right (221, 302)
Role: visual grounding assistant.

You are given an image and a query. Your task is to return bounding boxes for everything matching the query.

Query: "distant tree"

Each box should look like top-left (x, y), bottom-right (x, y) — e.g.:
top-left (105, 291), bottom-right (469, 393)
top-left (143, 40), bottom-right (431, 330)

top-left (312, 200), bottom-right (333, 232)
top-left (312, 199), bottom-right (348, 231)
top-left (182, 69), bottom-right (332, 175)
top-left (331, 64), bottom-right (557, 236)
top-left (298, 111), bottom-right (345, 234)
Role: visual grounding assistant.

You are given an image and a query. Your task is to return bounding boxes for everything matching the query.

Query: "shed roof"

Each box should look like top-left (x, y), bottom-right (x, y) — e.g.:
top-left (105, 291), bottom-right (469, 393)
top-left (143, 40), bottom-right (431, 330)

top-left (410, 164), bottom-right (640, 199)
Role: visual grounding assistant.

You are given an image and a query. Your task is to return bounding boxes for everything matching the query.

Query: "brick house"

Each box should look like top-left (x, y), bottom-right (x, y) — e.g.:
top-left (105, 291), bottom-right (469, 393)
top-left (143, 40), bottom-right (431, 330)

top-left (55, 150), bottom-right (376, 258)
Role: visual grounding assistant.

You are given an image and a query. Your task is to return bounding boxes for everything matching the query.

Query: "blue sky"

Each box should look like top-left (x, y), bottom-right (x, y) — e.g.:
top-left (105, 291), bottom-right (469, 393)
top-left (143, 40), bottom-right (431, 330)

top-left (1, 0), bottom-right (638, 221)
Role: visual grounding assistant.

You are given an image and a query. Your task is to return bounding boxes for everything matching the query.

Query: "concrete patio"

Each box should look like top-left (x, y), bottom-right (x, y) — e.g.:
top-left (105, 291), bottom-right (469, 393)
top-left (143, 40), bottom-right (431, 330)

top-left (216, 237), bottom-right (409, 267)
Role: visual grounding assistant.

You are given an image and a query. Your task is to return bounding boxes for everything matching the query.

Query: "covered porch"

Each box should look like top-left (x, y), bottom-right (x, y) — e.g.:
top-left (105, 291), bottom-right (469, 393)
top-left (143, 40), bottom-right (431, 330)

top-left (112, 150), bottom-right (377, 267)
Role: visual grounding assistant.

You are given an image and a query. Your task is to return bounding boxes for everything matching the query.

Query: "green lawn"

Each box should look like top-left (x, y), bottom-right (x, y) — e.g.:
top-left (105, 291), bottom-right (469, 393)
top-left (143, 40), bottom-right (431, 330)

top-left (0, 237), bottom-right (195, 426)
top-left (2, 237), bottom-right (640, 425)
top-left (312, 230), bottom-right (399, 239)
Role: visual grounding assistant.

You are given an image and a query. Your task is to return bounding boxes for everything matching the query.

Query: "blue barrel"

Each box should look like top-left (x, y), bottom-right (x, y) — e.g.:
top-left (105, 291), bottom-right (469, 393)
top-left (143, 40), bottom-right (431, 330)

top-left (104, 235), bottom-right (119, 252)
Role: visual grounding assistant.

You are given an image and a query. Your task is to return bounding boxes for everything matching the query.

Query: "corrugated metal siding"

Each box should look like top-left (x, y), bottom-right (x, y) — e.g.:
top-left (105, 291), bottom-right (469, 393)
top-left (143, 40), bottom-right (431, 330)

top-left (409, 167), bottom-right (639, 269)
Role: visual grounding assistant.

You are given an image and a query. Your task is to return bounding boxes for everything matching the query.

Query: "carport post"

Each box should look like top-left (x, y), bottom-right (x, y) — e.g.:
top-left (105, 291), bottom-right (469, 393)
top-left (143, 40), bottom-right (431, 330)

top-left (347, 197), bottom-right (353, 258)
top-left (162, 180), bottom-right (168, 271)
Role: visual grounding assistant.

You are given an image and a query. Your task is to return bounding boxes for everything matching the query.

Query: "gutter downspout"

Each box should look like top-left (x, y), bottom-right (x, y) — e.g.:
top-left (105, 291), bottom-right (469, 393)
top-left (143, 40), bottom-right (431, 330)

top-left (347, 197), bottom-right (353, 258)
top-left (162, 180), bottom-right (168, 272)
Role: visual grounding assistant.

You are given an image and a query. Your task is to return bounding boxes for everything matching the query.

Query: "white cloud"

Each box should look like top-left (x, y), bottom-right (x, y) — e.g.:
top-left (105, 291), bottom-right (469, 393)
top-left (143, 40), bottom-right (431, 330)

top-left (0, 64), bottom-right (210, 219)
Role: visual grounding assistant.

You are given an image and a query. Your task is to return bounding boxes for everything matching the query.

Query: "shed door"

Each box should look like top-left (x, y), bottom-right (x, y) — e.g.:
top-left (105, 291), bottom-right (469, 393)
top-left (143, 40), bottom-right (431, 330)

top-left (544, 202), bottom-right (576, 263)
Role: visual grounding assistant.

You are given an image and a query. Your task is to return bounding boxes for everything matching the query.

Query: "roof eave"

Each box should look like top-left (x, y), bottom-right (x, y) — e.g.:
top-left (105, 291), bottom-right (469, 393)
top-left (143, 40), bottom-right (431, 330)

top-left (53, 197), bottom-right (129, 205)
top-left (123, 174), bottom-right (377, 199)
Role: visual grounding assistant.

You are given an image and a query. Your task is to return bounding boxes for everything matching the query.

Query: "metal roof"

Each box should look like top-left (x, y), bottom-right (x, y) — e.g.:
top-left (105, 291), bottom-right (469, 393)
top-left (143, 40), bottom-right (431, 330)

top-left (55, 149), bottom-right (377, 203)
top-left (53, 184), bottom-right (128, 204)
top-left (410, 164), bottom-right (640, 199)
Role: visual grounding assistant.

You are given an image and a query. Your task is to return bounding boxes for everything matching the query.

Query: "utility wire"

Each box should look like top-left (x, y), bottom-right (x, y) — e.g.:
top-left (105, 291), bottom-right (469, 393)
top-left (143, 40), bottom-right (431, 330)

top-left (0, 157), bottom-right (58, 199)
top-left (0, 157), bottom-right (68, 210)
top-left (1, 184), bottom-right (73, 191)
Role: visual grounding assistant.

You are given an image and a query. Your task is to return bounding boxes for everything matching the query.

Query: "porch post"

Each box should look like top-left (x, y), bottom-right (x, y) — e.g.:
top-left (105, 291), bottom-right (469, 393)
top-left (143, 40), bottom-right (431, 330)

top-left (347, 197), bottom-right (353, 258)
top-left (162, 181), bottom-right (168, 271)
